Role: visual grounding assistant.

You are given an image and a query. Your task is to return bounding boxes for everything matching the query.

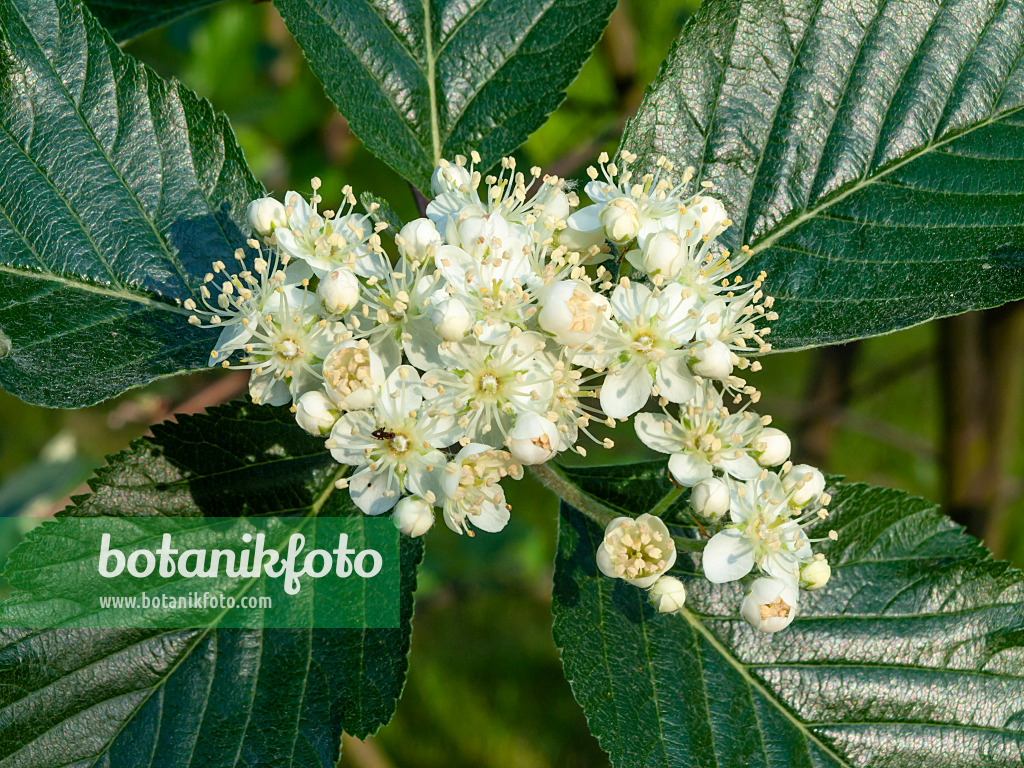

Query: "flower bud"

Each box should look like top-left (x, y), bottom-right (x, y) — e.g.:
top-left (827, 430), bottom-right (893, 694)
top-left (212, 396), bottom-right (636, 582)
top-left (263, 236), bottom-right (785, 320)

top-left (800, 558), bottom-right (831, 591)
top-left (540, 187), bottom-right (571, 221)
top-left (690, 340), bottom-right (733, 379)
top-left (507, 412), bottom-right (560, 465)
top-left (295, 390), bottom-right (340, 436)
top-left (317, 268), bottom-right (360, 315)
top-left (393, 497), bottom-right (435, 538)
top-left (430, 162), bottom-right (472, 195)
top-left (641, 230), bottom-right (685, 277)
top-left (648, 575), bottom-right (687, 614)
top-left (600, 198), bottom-right (641, 243)
top-left (754, 427), bottom-right (791, 467)
top-left (430, 297), bottom-right (472, 341)
top-left (741, 577), bottom-right (798, 634)
top-left (691, 477), bottom-right (730, 519)
top-left (397, 218), bottom-right (442, 263)
top-left (783, 463), bottom-right (826, 507)
top-left (246, 196), bottom-right (287, 237)
top-left (537, 280), bottom-right (607, 346)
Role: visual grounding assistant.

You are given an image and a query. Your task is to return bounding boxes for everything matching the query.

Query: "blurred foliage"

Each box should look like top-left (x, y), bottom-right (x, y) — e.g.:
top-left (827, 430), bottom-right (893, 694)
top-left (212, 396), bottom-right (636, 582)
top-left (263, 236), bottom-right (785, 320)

top-left (0, 0), bottom-right (1021, 765)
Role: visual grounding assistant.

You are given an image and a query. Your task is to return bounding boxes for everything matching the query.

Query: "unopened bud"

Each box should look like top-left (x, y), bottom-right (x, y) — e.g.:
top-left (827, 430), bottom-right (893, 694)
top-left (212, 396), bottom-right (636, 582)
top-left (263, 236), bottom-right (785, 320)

top-left (648, 575), bottom-right (687, 614)
top-left (430, 297), bottom-right (472, 341)
top-left (246, 197), bottom-right (287, 236)
top-left (430, 163), bottom-right (472, 196)
top-left (393, 497), bottom-right (434, 537)
top-left (691, 477), bottom-right (730, 519)
top-left (754, 427), bottom-right (791, 467)
top-left (800, 558), bottom-right (831, 591)
top-left (690, 340), bottom-right (733, 379)
top-left (294, 390), bottom-right (340, 436)
top-left (600, 198), bottom-right (641, 243)
top-left (640, 230), bottom-right (685, 277)
top-left (318, 268), bottom-right (360, 315)
top-left (397, 218), bottom-right (442, 262)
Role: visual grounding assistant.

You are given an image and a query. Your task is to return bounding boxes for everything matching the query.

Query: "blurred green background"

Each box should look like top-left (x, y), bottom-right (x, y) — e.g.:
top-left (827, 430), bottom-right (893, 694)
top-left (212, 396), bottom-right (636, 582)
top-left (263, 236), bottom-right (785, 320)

top-left (1, 1), bottom-right (1022, 765)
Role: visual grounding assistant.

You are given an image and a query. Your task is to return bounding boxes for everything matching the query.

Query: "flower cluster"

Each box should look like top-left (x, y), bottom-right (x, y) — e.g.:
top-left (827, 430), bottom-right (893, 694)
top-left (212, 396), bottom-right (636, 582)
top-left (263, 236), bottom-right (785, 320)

top-left (188, 151), bottom-right (834, 633)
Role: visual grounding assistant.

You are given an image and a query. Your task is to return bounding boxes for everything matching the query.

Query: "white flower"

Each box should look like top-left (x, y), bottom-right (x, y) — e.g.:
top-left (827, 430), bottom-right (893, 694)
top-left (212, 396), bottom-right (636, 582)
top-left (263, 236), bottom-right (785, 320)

top-left (782, 464), bottom-right (826, 507)
top-left (691, 477), bottom-right (730, 519)
top-left (569, 152), bottom-right (700, 247)
top-left (322, 342), bottom-right (386, 410)
top-left (596, 513), bottom-right (677, 588)
top-left (800, 557), bottom-right (831, 591)
top-left (317, 268), bottom-right (361, 315)
top-left (393, 496), bottom-right (435, 537)
top-left (689, 339), bottom-right (734, 380)
top-left (247, 197), bottom-right (287, 237)
top-left (396, 218), bottom-right (442, 263)
top-left (424, 332), bottom-right (553, 446)
top-left (648, 575), bottom-right (687, 614)
top-left (328, 366), bottom-right (458, 516)
top-left (633, 385), bottom-right (763, 485)
top-left (537, 280), bottom-right (609, 347)
top-left (441, 443), bottom-right (523, 535)
top-left (295, 390), bottom-right (340, 435)
top-left (754, 427), bottom-right (791, 467)
top-left (579, 279), bottom-right (701, 419)
top-left (350, 255), bottom-right (445, 369)
top-left (507, 411), bottom-right (560, 465)
top-left (741, 577), bottom-right (799, 634)
top-left (276, 184), bottom-right (388, 279)
top-left (701, 472), bottom-right (821, 585)
top-left (224, 286), bottom-right (333, 407)
top-left (430, 158), bottom-right (476, 197)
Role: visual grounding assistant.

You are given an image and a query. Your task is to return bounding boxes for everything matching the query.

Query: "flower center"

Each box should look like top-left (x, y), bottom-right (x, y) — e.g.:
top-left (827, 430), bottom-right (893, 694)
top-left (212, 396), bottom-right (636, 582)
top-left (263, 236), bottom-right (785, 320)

top-left (278, 338), bottom-right (301, 359)
top-left (479, 372), bottom-right (500, 395)
top-left (634, 332), bottom-right (656, 352)
top-left (760, 597), bottom-right (791, 620)
top-left (389, 433), bottom-right (410, 454)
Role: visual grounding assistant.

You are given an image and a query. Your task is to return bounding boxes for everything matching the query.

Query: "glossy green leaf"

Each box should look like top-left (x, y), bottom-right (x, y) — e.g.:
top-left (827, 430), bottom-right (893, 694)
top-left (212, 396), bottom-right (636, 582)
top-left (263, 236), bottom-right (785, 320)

top-left (85, 0), bottom-right (223, 41)
top-left (622, 0), bottom-right (1024, 349)
top-left (552, 461), bottom-right (1024, 767)
top-left (273, 0), bottom-right (619, 190)
top-left (0, 401), bottom-right (423, 767)
top-left (0, 0), bottom-right (259, 408)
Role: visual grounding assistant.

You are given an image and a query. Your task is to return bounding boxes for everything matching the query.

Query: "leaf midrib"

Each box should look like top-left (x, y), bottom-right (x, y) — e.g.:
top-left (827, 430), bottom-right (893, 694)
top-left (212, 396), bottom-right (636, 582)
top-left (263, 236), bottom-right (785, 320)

top-left (0, 263), bottom-right (191, 316)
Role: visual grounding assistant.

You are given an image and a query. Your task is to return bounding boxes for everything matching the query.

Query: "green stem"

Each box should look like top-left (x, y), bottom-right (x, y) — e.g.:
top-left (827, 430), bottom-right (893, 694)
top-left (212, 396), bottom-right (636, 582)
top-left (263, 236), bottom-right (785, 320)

top-left (526, 463), bottom-right (620, 528)
top-left (673, 536), bottom-right (707, 553)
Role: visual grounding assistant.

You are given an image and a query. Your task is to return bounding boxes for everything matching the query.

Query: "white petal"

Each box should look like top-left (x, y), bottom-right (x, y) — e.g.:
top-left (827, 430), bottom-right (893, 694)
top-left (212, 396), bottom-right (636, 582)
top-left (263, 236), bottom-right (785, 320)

top-left (668, 452), bottom-right (713, 486)
top-left (249, 372), bottom-right (291, 407)
top-left (469, 500), bottom-right (510, 533)
top-left (405, 449), bottom-right (448, 501)
top-left (719, 454), bottom-right (762, 481)
top-left (596, 544), bottom-right (617, 579)
top-left (609, 282), bottom-right (652, 322)
top-left (633, 413), bottom-right (684, 455)
top-left (701, 529), bottom-right (755, 583)
top-left (600, 362), bottom-right (653, 419)
top-left (655, 356), bottom-right (697, 404)
top-left (349, 467), bottom-right (400, 516)
top-left (329, 410), bottom-right (377, 465)
top-left (566, 204), bottom-right (602, 233)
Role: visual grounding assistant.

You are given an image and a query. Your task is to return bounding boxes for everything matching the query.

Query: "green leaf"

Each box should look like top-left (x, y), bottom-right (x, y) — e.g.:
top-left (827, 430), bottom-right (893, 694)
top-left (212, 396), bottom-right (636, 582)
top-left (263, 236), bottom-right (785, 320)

top-left (85, 0), bottom-right (223, 42)
top-left (0, 401), bottom-right (423, 767)
top-left (273, 0), bottom-right (619, 190)
top-left (622, 0), bottom-right (1024, 349)
top-left (0, 0), bottom-right (260, 408)
top-left (552, 461), bottom-right (1024, 767)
